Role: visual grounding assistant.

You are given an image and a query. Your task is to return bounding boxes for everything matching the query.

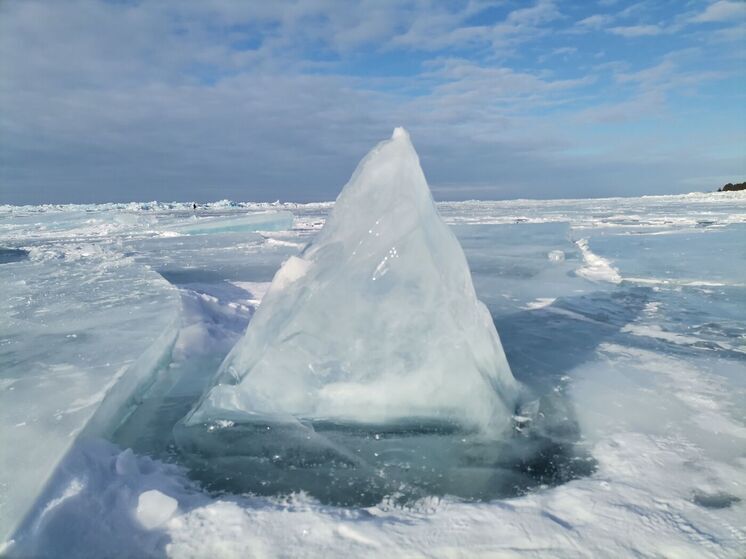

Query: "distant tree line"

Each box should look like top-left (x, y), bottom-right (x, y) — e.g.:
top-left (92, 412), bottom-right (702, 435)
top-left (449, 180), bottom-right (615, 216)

top-left (717, 182), bottom-right (746, 192)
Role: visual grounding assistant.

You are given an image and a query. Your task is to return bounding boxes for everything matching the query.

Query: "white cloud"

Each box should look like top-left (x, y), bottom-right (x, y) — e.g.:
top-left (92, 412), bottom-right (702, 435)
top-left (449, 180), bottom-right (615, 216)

top-left (0, 0), bottom-right (742, 203)
top-left (553, 46), bottom-right (578, 55)
top-left (505, 0), bottom-right (561, 26)
top-left (616, 62), bottom-right (674, 85)
top-left (691, 1), bottom-right (746, 23)
top-left (609, 24), bottom-right (662, 37)
top-left (389, 0), bottom-right (563, 53)
top-left (577, 14), bottom-right (613, 29)
top-left (575, 91), bottom-right (666, 124)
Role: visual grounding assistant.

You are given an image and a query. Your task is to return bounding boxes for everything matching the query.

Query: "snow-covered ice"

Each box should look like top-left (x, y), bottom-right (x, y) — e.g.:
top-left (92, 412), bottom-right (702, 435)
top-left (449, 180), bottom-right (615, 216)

top-left (0, 157), bottom-right (745, 556)
top-left (0, 240), bottom-right (180, 543)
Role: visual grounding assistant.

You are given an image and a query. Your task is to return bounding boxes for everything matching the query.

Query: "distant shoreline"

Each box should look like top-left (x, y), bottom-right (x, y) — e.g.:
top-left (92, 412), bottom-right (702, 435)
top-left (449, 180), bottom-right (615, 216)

top-left (717, 181), bottom-right (746, 192)
top-left (2, 189), bottom-right (746, 213)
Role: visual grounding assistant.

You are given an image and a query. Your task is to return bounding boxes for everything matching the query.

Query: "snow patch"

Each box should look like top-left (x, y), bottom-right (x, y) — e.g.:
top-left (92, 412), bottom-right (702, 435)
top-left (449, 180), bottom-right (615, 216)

top-left (548, 250), bottom-right (565, 262)
top-left (622, 323), bottom-right (702, 346)
top-left (575, 238), bottom-right (622, 284)
top-left (524, 297), bottom-right (557, 310)
top-left (269, 256), bottom-right (311, 292)
top-left (136, 490), bottom-right (178, 530)
top-left (230, 281), bottom-right (272, 306)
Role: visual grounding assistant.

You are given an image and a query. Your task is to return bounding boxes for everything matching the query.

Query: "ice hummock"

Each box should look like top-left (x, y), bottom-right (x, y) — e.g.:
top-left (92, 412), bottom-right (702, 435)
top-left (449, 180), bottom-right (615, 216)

top-left (185, 128), bottom-right (519, 433)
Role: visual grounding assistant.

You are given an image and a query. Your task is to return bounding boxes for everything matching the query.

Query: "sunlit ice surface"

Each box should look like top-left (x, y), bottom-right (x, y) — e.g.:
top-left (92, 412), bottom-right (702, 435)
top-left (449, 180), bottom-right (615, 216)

top-left (1, 192), bottom-right (745, 557)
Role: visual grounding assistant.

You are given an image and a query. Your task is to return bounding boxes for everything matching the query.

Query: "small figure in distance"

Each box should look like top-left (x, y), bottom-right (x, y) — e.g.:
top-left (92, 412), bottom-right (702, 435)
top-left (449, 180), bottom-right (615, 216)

top-left (193, 202), bottom-right (197, 211)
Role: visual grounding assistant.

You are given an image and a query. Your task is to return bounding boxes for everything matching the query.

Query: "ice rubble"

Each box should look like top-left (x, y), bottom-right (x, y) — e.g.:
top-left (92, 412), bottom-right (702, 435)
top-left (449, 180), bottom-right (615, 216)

top-left (186, 128), bottom-right (519, 432)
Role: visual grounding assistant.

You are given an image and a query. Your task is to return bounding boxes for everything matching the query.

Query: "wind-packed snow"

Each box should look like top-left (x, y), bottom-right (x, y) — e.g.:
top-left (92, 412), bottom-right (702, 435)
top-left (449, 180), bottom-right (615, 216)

top-left (0, 179), bottom-right (744, 556)
top-left (186, 128), bottom-right (518, 432)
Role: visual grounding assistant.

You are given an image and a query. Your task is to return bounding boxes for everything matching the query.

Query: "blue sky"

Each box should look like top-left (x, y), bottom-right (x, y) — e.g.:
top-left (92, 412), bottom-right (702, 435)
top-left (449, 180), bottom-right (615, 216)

top-left (0, 0), bottom-right (744, 204)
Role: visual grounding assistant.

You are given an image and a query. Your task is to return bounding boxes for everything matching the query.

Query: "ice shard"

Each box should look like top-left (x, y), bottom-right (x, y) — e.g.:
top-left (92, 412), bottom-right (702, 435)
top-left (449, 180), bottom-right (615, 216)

top-left (185, 128), bottom-right (518, 433)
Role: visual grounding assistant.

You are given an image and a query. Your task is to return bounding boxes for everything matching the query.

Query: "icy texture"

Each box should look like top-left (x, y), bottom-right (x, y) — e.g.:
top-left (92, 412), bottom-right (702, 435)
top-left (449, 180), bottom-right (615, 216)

top-left (187, 128), bottom-right (519, 432)
top-left (0, 249), bottom-right (180, 543)
top-left (2, 192), bottom-right (746, 557)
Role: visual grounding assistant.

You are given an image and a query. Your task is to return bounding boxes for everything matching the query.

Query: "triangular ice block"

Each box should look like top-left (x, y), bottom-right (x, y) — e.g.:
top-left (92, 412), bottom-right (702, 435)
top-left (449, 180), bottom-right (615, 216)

top-left (186, 128), bottom-right (518, 433)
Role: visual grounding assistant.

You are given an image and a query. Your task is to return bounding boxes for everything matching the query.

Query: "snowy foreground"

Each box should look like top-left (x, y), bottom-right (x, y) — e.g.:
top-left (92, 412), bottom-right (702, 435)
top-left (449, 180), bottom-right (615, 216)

top-left (1, 189), bottom-right (745, 558)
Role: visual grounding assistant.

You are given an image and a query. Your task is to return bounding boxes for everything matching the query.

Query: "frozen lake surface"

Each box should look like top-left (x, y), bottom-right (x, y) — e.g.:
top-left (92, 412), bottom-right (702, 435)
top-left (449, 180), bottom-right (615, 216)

top-left (1, 192), bottom-right (745, 557)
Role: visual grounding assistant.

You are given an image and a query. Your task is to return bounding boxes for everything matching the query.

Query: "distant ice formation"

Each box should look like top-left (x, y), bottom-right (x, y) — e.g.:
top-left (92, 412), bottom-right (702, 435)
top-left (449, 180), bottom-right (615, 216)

top-left (185, 128), bottom-right (519, 433)
top-left (174, 211), bottom-right (294, 235)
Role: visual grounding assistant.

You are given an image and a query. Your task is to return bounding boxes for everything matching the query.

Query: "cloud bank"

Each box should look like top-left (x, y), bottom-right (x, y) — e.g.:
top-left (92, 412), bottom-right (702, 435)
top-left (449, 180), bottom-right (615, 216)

top-left (0, 0), bottom-right (744, 204)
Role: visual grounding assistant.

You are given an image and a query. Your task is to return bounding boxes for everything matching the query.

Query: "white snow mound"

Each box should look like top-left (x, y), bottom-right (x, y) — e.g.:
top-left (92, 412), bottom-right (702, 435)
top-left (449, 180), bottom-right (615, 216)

top-left (136, 490), bottom-right (178, 530)
top-left (186, 127), bottom-right (519, 432)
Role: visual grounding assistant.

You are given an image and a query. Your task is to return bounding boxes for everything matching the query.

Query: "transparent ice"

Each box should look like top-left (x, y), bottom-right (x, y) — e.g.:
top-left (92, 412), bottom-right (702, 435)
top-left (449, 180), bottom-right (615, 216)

top-left (186, 128), bottom-right (519, 432)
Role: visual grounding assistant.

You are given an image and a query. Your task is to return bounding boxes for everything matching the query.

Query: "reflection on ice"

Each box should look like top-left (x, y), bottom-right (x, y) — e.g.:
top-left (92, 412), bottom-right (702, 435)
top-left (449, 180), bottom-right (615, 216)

top-left (174, 415), bottom-right (595, 506)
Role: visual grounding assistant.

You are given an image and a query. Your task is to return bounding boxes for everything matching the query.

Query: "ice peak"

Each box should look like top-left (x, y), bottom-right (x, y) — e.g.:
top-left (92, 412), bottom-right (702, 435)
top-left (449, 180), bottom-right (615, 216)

top-left (391, 126), bottom-right (409, 140)
top-left (186, 129), bottom-right (518, 434)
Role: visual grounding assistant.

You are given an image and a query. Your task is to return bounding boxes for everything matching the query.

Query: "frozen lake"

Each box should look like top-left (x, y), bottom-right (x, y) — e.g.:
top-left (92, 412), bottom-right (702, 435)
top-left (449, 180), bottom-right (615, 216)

top-left (1, 192), bottom-right (745, 557)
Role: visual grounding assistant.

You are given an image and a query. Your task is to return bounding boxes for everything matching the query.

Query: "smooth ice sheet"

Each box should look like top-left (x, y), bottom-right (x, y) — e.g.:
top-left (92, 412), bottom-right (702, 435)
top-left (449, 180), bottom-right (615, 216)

top-left (173, 211), bottom-right (294, 236)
